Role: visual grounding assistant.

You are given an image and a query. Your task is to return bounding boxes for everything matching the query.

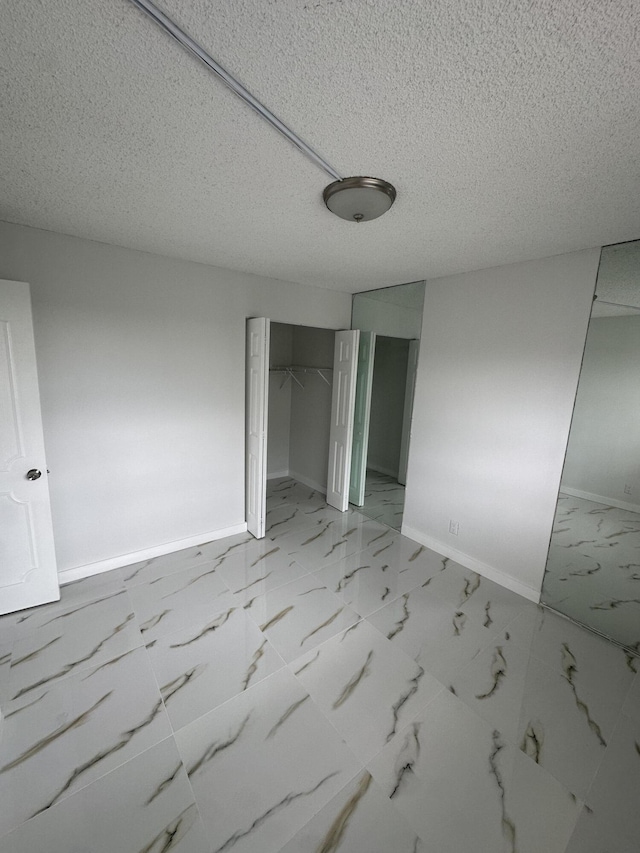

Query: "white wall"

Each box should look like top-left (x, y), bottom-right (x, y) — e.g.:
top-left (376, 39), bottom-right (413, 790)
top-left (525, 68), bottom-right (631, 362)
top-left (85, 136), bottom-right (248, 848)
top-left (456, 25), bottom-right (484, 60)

top-left (367, 337), bottom-right (409, 477)
top-left (289, 325), bottom-right (334, 491)
top-left (0, 222), bottom-right (351, 577)
top-left (267, 324), bottom-right (293, 478)
top-left (561, 315), bottom-right (640, 506)
top-left (403, 249), bottom-right (600, 599)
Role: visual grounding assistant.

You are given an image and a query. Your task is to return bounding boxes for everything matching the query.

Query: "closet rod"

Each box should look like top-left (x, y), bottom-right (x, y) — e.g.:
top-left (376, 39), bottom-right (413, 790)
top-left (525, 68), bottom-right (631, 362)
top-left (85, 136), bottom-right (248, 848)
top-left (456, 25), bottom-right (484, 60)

top-left (270, 366), bottom-right (333, 388)
top-left (270, 365), bottom-right (334, 370)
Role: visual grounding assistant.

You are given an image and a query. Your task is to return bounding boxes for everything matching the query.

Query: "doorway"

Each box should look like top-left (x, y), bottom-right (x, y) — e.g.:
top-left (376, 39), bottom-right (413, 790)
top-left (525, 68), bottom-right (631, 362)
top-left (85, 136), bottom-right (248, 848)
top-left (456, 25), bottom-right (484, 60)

top-left (245, 318), bottom-right (359, 538)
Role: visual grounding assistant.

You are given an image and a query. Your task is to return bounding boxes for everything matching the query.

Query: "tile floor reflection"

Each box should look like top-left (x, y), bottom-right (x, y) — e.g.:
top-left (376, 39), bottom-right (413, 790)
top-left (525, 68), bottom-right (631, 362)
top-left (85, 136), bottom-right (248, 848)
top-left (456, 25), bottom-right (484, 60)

top-left (355, 469), bottom-right (405, 530)
top-left (541, 493), bottom-right (640, 654)
top-left (0, 476), bottom-right (638, 852)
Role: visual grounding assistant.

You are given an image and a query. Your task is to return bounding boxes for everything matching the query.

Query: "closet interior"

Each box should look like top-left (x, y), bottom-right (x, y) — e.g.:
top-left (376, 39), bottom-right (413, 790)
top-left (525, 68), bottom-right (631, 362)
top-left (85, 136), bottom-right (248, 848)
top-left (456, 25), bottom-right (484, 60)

top-left (267, 322), bottom-right (335, 494)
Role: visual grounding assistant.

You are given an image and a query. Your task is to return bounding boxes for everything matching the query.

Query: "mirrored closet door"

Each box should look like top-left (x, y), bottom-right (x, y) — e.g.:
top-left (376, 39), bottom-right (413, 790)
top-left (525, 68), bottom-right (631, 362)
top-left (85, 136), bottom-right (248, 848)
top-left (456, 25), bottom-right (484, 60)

top-left (541, 240), bottom-right (640, 655)
top-left (350, 281), bottom-right (425, 531)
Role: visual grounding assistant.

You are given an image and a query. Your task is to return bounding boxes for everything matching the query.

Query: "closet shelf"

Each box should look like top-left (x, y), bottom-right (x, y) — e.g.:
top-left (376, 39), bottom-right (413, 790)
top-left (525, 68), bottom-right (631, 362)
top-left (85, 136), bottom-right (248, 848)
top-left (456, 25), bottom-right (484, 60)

top-left (270, 365), bottom-right (333, 388)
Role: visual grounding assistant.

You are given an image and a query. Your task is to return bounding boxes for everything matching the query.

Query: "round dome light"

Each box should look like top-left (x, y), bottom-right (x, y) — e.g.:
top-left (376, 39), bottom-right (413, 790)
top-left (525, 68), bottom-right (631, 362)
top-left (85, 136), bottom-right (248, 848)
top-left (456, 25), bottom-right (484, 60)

top-left (323, 176), bottom-right (396, 223)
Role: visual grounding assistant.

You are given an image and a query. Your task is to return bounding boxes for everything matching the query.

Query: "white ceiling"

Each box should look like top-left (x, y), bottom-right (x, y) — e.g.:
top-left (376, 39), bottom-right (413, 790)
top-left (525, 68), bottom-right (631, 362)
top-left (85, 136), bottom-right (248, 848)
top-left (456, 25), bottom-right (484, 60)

top-left (1, 0), bottom-right (639, 293)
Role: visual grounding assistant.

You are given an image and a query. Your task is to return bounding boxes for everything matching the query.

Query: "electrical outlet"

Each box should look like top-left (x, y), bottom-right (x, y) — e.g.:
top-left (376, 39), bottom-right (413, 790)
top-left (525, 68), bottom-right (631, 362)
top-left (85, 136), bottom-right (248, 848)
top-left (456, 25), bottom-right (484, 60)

top-left (449, 519), bottom-right (460, 535)
top-left (624, 484), bottom-right (632, 495)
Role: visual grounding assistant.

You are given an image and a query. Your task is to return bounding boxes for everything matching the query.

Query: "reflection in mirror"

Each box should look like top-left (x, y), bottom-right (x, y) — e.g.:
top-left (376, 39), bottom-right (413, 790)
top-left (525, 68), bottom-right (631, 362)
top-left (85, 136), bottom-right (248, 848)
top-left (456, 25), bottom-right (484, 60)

top-left (541, 240), bottom-right (640, 655)
top-left (351, 281), bottom-right (425, 530)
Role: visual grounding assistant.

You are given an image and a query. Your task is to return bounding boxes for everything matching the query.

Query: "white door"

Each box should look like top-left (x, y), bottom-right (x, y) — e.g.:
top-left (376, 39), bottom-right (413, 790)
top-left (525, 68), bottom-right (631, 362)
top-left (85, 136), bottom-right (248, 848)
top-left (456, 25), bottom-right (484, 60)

top-left (0, 280), bottom-right (59, 615)
top-left (398, 339), bottom-right (419, 486)
top-left (326, 329), bottom-right (360, 511)
top-left (349, 331), bottom-right (376, 507)
top-left (246, 317), bottom-right (270, 538)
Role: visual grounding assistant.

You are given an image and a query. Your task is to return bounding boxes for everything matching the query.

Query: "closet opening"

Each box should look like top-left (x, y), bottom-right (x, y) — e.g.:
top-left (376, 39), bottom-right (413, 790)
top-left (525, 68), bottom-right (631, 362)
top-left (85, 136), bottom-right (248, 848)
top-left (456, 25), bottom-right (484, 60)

top-left (245, 318), bottom-right (359, 538)
top-left (267, 322), bottom-right (335, 495)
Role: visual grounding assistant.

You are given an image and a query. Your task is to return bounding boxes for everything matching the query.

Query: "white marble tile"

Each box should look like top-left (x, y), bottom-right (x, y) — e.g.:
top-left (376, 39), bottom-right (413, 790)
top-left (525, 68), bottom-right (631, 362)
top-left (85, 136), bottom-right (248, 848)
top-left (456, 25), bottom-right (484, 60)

top-left (564, 806), bottom-right (639, 853)
top-left (278, 515), bottom-right (395, 572)
top-left (122, 546), bottom-right (216, 587)
top-left (197, 531), bottom-right (263, 564)
top-left (420, 561), bottom-right (534, 633)
top-left (58, 567), bottom-right (125, 603)
top-left (4, 509), bottom-right (637, 853)
top-left (146, 607), bottom-right (284, 732)
top-left (449, 629), bottom-right (535, 743)
top-left (367, 586), bottom-right (497, 683)
top-left (582, 712), bottom-right (640, 843)
top-left (174, 667), bottom-right (362, 853)
top-left (245, 574), bottom-right (360, 663)
top-left (514, 652), bottom-right (622, 799)
top-left (367, 689), bottom-right (581, 853)
top-left (0, 641), bottom-right (12, 706)
top-left (0, 737), bottom-right (209, 853)
top-left (7, 590), bottom-right (142, 702)
top-left (12, 569), bottom-right (125, 637)
top-left (266, 502), bottom-right (356, 541)
top-left (622, 671), bottom-right (640, 723)
top-left (266, 477), bottom-right (327, 508)
top-left (0, 646), bottom-right (171, 836)
top-left (265, 502), bottom-right (322, 539)
top-left (216, 539), bottom-right (309, 604)
top-left (291, 620), bottom-right (443, 762)
top-left (121, 532), bottom-right (260, 588)
top-left (315, 538), bottom-right (449, 617)
top-left (504, 603), bottom-right (636, 688)
top-left (280, 770), bottom-right (423, 853)
top-left (128, 560), bottom-right (237, 642)
top-left (314, 551), bottom-right (407, 618)
top-left (624, 650), bottom-right (640, 677)
top-left (0, 612), bottom-right (17, 645)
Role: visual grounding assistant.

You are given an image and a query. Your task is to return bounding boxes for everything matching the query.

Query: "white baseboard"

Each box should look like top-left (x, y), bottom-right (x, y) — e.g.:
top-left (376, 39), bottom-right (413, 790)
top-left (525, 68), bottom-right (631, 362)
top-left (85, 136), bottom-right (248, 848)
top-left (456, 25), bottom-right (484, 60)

top-left (560, 486), bottom-right (640, 514)
top-left (368, 463), bottom-right (399, 479)
top-left (267, 469), bottom-right (290, 480)
top-left (288, 469), bottom-right (327, 496)
top-left (58, 522), bottom-right (249, 586)
top-left (400, 524), bottom-right (540, 603)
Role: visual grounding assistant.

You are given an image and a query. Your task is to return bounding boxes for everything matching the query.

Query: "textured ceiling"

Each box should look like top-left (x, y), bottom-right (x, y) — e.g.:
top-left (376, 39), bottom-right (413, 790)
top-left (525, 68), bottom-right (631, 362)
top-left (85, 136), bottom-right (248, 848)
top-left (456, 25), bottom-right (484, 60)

top-left (1, 0), bottom-right (639, 292)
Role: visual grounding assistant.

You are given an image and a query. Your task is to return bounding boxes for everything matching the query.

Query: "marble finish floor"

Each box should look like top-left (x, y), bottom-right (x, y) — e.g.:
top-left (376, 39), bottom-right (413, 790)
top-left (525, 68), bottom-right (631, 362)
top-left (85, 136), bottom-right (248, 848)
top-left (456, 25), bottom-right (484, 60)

top-left (541, 493), bottom-right (640, 654)
top-left (355, 469), bottom-right (405, 530)
top-left (0, 476), bottom-right (639, 852)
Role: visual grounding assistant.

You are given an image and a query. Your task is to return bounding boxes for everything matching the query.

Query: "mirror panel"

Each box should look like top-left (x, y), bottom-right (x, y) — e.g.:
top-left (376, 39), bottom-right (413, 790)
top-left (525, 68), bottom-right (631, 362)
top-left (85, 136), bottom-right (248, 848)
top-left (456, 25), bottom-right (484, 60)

top-left (540, 240), bottom-right (640, 655)
top-left (351, 282), bottom-right (425, 529)
top-left (352, 280), bottom-right (425, 340)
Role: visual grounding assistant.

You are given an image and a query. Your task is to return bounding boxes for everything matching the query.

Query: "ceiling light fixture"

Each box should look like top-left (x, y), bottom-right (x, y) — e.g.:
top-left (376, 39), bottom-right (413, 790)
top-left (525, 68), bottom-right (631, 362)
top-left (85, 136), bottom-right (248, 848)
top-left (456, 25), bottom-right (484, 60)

top-left (128, 0), bottom-right (396, 223)
top-left (323, 176), bottom-right (396, 223)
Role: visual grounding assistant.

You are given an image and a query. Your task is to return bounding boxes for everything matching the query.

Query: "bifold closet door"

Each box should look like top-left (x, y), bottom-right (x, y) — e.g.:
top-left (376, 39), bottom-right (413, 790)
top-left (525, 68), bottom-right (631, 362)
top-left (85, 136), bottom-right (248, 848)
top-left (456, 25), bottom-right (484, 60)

top-left (246, 317), bottom-right (270, 538)
top-left (326, 329), bottom-right (360, 512)
top-left (349, 331), bottom-right (376, 506)
top-left (398, 339), bottom-right (419, 486)
top-left (0, 279), bottom-right (59, 614)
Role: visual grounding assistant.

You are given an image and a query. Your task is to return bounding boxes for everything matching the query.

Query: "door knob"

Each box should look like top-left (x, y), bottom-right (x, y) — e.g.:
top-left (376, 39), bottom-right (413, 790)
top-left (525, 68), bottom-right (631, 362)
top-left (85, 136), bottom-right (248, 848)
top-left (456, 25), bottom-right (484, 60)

top-left (26, 469), bottom-right (42, 481)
